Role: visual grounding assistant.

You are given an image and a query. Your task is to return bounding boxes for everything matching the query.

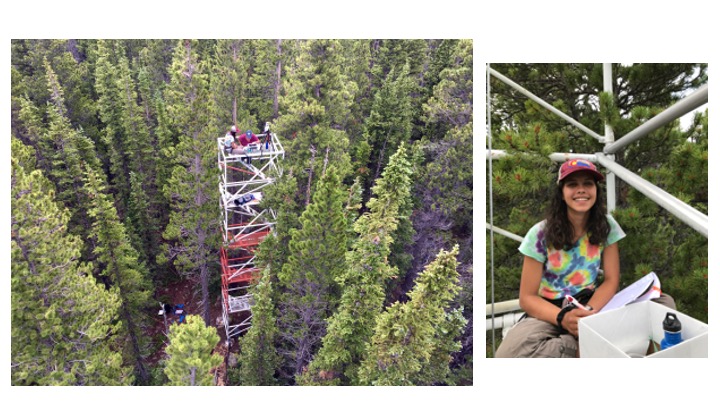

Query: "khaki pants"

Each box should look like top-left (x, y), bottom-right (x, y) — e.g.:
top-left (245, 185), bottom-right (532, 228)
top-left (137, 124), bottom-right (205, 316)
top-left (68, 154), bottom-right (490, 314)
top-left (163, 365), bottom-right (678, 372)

top-left (494, 294), bottom-right (676, 358)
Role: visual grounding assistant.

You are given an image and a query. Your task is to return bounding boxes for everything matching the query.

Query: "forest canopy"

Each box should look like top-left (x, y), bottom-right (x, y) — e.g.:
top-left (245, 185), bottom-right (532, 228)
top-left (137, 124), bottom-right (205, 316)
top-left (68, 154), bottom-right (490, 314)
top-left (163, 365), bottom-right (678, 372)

top-left (10, 39), bottom-right (473, 386)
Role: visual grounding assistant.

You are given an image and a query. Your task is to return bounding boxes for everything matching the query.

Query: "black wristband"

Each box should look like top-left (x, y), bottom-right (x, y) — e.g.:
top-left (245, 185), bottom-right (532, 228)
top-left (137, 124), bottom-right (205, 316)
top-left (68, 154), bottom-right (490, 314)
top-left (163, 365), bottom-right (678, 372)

top-left (556, 305), bottom-right (573, 333)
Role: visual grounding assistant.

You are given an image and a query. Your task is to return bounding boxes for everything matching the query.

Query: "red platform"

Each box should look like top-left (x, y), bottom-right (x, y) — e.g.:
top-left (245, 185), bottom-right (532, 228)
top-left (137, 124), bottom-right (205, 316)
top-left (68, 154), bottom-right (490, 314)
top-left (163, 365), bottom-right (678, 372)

top-left (227, 228), bottom-right (272, 249)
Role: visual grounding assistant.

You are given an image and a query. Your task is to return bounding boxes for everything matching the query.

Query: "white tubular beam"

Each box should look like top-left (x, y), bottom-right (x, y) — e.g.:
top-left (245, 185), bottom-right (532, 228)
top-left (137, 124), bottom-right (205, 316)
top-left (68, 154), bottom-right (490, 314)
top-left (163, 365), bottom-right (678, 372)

top-left (485, 223), bottom-right (524, 243)
top-left (604, 84), bottom-right (708, 155)
top-left (603, 63), bottom-right (617, 213)
top-left (488, 67), bottom-right (606, 143)
top-left (595, 153), bottom-right (708, 238)
top-left (486, 299), bottom-right (521, 316)
top-left (486, 149), bottom-right (508, 160)
top-left (486, 312), bottom-right (525, 332)
top-left (549, 153), bottom-right (597, 163)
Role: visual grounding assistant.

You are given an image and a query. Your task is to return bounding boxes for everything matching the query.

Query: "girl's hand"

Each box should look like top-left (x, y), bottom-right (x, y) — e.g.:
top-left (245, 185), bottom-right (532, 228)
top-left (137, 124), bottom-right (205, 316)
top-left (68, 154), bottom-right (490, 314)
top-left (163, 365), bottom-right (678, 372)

top-left (562, 308), bottom-right (596, 336)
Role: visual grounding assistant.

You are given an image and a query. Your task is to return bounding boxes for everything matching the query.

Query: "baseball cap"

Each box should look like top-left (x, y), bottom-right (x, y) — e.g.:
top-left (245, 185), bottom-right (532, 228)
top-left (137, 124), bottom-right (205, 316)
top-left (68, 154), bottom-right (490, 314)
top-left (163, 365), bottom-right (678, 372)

top-left (557, 158), bottom-right (604, 184)
top-left (246, 130), bottom-right (252, 137)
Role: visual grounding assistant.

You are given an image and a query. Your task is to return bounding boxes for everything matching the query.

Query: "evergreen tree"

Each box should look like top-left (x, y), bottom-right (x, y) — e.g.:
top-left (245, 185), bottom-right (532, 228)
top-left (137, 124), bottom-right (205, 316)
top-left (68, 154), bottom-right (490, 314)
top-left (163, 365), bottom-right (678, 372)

top-left (135, 39), bottom-right (175, 92)
top-left (254, 173), bottom-right (302, 283)
top-left (422, 39), bottom-right (473, 134)
top-left (94, 41), bottom-right (162, 271)
top-left (275, 166), bottom-right (348, 380)
top-left (256, 39), bottom-right (358, 296)
top-left (164, 315), bottom-right (223, 386)
top-left (116, 53), bottom-right (162, 268)
top-left (94, 39), bottom-right (130, 213)
top-left (16, 94), bottom-right (46, 166)
top-left (152, 90), bottom-right (175, 195)
top-left (385, 143), bottom-right (423, 300)
top-left (11, 137), bottom-right (132, 385)
top-left (125, 171), bottom-right (158, 268)
top-left (209, 39), bottom-right (251, 129)
top-left (368, 39), bottom-right (429, 140)
top-left (419, 39), bottom-right (466, 139)
top-left (342, 40), bottom-right (373, 142)
top-left (275, 39), bottom-right (357, 203)
top-left (83, 166), bottom-right (154, 384)
top-left (357, 245), bottom-right (466, 385)
top-left (612, 108), bottom-right (708, 322)
top-left (245, 39), bottom-right (284, 122)
top-left (299, 143), bottom-right (413, 385)
top-left (410, 39), bottom-right (473, 328)
top-left (159, 39), bottom-right (218, 325)
top-left (357, 64), bottom-right (414, 190)
top-left (368, 39), bottom-right (427, 94)
top-left (38, 59), bottom-right (104, 259)
top-left (11, 40), bottom-right (100, 146)
top-left (234, 269), bottom-right (281, 386)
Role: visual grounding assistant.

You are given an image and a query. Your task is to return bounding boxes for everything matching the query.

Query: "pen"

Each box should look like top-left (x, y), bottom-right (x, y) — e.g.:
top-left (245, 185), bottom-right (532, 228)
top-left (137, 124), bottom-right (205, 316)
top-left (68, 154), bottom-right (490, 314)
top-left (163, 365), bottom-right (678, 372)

top-left (566, 295), bottom-right (591, 311)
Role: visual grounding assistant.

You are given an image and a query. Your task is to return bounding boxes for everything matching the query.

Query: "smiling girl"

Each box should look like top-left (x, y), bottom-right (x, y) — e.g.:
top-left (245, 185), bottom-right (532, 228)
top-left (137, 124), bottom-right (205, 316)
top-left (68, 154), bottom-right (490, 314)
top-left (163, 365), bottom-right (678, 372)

top-left (496, 159), bottom-right (626, 357)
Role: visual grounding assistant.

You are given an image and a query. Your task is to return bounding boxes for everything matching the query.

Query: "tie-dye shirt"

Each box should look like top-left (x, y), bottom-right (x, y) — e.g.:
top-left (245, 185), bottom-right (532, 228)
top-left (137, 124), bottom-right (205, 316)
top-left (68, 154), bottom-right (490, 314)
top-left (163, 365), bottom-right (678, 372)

top-left (518, 215), bottom-right (626, 300)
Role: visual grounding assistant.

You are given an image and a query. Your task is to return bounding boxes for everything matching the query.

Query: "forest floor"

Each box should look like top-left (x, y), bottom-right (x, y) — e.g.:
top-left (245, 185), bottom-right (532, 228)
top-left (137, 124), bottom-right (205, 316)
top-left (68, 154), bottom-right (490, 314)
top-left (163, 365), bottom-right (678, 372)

top-left (146, 278), bottom-right (237, 385)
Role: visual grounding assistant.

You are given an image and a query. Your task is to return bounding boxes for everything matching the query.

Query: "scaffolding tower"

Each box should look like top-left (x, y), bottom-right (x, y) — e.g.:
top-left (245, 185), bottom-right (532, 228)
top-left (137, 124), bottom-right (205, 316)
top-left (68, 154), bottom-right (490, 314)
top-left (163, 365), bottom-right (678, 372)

top-left (217, 123), bottom-right (284, 341)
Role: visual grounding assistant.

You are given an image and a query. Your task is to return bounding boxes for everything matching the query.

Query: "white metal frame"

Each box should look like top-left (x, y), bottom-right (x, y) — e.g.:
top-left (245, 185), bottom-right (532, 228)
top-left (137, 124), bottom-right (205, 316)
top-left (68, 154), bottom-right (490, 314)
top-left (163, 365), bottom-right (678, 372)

top-left (218, 124), bottom-right (284, 341)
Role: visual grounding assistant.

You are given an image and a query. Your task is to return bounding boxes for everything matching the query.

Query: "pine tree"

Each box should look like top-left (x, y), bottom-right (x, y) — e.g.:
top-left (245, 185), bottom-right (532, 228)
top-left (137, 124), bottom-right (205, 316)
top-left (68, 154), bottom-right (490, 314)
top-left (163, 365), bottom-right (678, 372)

top-left (368, 39), bottom-right (427, 94)
top-left (11, 137), bottom-right (132, 385)
top-left (275, 39), bottom-right (357, 203)
top-left (406, 40), bottom-right (473, 295)
top-left (245, 39), bottom-right (284, 122)
top-left (117, 54), bottom-right (162, 267)
top-left (208, 39), bottom-right (251, 129)
top-left (254, 173), bottom-right (302, 282)
top-left (94, 40), bottom-right (161, 268)
top-left (83, 166), bottom-right (154, 384)
top-left (94, 39), bottom-right (131, 213)
top-left (612, 108), bottom-right (708, 322)
top-left (11, 40), bottom-right (100, 146)
top-left (262, 40), bottom-right (359, 290)
top-left (419, 39), bottom-right (462, 140)
top-left (234, 269), bottom-right (281, 386)
top-left (357, 245), bottom-right (466, 385)
top-left (299, 143), bottom-right (413, 385)
top-left (135, 39), bottom-right (174, 97)
top-left (358, 64), bottom-right (414, 190)
top-left (152, 91), bottom-right (175, 196)
top-left (159, 39), bottom-right (218, 325)
top-left (275, 166), bottom-right (349, 380)
top-left (125, 171), bottom-right (157, 268)
top-left (368, 39), bottom-right (429, 140)
top-left (16, 94), bottom-right (46, 166)
top-left (423, 39), bottom-right (473, 133)
top-left (164, 315), bottom-right (223, 386)
top-left (40, 59), bottom-right (104, 259)
top-left (342, 40), bottom-right (373, 141)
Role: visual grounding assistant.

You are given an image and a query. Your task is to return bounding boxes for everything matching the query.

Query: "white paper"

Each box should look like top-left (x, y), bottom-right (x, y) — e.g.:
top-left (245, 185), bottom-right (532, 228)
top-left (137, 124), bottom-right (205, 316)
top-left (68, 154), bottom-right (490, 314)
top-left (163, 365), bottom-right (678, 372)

top-left (600, 271), bottom-right (661, 313)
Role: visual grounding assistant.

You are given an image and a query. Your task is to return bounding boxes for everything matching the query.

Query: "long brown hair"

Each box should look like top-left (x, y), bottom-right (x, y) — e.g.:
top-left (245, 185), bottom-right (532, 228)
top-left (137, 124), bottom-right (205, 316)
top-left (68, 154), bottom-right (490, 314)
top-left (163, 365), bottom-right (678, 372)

top-left (544, 179), bottom-right (610, 250)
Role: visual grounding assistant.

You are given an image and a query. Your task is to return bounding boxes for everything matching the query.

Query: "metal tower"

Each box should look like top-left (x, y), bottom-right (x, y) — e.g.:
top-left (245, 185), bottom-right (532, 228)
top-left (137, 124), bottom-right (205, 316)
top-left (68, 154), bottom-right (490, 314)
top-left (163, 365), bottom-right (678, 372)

top-left (217, 123), bottom-right (284, 341)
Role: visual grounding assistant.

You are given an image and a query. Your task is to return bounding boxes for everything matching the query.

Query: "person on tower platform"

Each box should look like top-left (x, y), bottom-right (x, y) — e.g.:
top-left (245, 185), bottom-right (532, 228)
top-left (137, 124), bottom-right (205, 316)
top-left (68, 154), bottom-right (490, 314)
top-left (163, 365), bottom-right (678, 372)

top-left (238, 130), bottom-right (260, 164)
top-left (223, 125), bottom-right (238, 155)
top-left (239, 129), bottom-right (260, 148)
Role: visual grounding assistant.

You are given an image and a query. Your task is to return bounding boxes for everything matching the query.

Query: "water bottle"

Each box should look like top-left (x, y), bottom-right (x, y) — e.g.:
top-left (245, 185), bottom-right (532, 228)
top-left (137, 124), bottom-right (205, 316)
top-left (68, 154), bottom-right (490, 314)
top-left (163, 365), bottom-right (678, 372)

top-left (660, 312), bottom-right (683, 350)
